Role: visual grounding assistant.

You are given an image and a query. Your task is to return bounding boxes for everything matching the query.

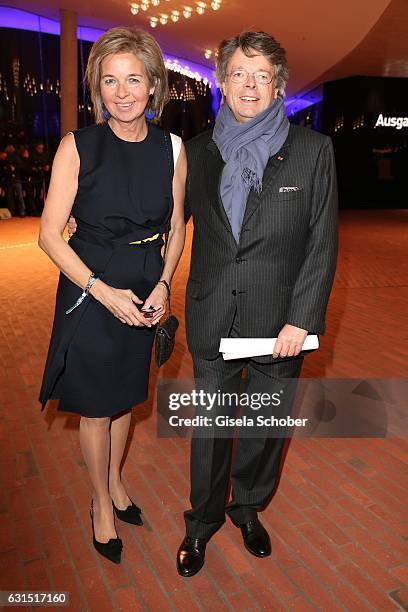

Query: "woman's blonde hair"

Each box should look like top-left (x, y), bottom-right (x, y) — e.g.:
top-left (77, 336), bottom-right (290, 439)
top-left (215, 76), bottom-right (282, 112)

top-left (85, 27), bottom-right (169, 122)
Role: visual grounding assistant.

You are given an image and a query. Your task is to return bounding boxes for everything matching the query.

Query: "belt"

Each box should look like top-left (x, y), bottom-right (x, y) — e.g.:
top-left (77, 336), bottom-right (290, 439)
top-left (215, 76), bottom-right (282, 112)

top-left (129, 233), bottom-right (160, 245)
top-left (73, 226), bottom-right (165, 248)
top-left (65, 230), bottom-right (163, 315)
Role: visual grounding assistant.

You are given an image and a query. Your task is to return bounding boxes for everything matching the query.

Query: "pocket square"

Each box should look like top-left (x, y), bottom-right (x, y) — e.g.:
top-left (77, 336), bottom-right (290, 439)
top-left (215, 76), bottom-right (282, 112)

top-left (279, 186), bottom-right (302, 193)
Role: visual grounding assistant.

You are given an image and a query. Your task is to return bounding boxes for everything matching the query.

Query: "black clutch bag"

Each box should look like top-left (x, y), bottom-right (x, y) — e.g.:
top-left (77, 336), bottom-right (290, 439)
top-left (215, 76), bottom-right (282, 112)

top-left (154, 131), bottom-right (179, 368)
top-left (155, 312), bottom-right (179, 367)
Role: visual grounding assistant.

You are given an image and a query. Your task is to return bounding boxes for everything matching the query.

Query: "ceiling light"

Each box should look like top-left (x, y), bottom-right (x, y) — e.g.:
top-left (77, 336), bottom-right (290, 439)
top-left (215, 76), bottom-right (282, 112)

top-left (141, 0), bottom-right (149, 10)
top-left (183, 6), bottom-right (192, 17)
top-left (130, 3), bottom-right (139, 14)
top-left (204, 49), bottom-right (212, 59)
top-left (171, 10), bottom-right (180, 21)
top-left (196, 1), bottom-right (206, 14)
top-left (150, 16), bottom-right (158, 27)
top-left (211, 0), bottom-right (220, 9)
top-left (159, 13), bottom-right (168, 24)
top-left (151, 0), bottom-right (160, 4)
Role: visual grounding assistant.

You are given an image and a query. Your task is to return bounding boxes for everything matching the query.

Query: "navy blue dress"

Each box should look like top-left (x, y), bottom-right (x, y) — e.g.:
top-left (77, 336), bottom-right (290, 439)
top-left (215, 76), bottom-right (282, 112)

top-left (39, 122), bottom-right (173, 417)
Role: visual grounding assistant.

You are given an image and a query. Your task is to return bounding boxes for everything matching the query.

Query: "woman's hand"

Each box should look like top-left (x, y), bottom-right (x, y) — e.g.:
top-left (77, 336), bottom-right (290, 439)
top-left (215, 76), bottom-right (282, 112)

top-left (90, 281), bottom-right (152, 327)
top-left (141, 283), bottom-right (169, 325)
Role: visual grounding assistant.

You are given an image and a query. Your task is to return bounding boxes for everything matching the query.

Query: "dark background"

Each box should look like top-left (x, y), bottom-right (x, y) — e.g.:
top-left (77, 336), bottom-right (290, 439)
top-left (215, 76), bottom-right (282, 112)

top-left (291, 76), bottom-right (408, 208)
top-left (0, 27), bottom-right (214, 150)
top-left (1, 27), bottom-right (407, 208)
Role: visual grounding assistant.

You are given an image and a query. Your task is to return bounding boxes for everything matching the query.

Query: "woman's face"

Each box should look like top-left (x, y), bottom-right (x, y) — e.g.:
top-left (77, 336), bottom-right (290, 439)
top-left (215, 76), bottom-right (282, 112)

top-left (100, 52), bottom-right (154, 123)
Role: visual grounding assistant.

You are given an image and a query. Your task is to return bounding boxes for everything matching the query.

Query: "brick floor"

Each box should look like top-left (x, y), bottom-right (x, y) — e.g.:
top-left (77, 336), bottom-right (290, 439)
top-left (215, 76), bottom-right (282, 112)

top-left (0, 213), bottom-right (407, 611)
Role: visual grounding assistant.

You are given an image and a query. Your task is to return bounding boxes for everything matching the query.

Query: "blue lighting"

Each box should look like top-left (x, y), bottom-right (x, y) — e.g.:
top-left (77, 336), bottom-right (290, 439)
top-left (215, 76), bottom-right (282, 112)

top-left (285, 87), bottom-right (323, 116)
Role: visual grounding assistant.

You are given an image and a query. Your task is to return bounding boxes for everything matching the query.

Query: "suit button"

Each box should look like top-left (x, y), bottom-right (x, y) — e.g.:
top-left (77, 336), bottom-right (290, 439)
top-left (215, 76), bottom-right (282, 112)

top-left (232, 290), bottom-right (237, 296)
top-left (235, 257), bottom-right (242, 264)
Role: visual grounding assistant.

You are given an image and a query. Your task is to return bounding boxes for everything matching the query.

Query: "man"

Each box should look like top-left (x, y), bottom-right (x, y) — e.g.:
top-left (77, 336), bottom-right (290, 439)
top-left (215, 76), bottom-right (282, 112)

top-left (19, 146), bottom-right (40, 216)
top-left (31, 141), bottom-right (51, 212)
top-left (68, 29), bottom-right (338, 577)
top-left (177, 31), bottom-right (338, 577)
top-left (3, 143), bottom-right (26, 217)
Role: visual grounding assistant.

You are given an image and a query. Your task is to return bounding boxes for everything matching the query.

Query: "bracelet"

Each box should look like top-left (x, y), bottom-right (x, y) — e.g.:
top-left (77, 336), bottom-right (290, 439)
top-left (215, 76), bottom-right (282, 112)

top-left (84, 273), bottom-right (98, 295)
top-left (65, 272), bottom-right (99, 315)
top-left (157, 279), bottom-right (170, 296)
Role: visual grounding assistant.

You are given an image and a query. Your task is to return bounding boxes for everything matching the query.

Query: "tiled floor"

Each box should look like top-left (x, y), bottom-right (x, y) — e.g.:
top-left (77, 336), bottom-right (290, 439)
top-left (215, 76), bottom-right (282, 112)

top-left (0, 212), bottom-right (407, 611)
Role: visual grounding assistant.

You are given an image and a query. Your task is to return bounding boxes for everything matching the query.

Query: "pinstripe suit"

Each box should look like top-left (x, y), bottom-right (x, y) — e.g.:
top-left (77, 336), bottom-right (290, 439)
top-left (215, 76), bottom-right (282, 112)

top-left (183, 124), bottom-right (338, 539)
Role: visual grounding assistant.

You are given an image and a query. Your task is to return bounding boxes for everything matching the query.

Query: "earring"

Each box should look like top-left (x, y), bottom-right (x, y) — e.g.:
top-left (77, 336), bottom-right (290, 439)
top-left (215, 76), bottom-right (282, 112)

top-left (102, 102), bottom-right (110, 121)
top-left (145, 93), bottom-right (156, 120)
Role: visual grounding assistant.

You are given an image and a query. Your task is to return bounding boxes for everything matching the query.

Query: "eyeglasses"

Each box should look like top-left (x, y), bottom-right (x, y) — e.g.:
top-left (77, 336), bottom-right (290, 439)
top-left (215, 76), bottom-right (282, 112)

top-left (227, 69), bottom-right (274, 85)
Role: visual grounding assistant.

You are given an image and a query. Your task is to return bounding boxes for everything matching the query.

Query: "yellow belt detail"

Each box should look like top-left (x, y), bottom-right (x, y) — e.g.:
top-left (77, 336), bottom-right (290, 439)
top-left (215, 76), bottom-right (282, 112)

top-left (129, 233), bottom-right (160, 245)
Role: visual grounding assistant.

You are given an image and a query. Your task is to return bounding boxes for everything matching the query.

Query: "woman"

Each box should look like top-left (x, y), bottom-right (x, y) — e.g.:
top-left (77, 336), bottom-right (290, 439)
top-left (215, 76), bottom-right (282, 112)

top-left (38, 27), bottom-right (186, 564)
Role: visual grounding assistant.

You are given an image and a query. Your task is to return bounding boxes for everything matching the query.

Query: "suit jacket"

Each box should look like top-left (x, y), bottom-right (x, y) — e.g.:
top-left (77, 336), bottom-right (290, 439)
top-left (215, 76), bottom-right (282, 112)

top-left (184, 124), bottom-right (338, 359)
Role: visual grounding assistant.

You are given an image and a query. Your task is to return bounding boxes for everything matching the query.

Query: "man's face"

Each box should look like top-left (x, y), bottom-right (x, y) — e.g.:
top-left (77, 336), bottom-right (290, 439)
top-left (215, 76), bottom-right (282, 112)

top-left (221, 47), bottom-right (278, 123)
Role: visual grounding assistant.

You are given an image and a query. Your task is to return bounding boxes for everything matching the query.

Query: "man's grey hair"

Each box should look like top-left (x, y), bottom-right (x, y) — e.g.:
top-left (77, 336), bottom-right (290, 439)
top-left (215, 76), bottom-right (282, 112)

top-left (215, 31), bottom-right (289, 98)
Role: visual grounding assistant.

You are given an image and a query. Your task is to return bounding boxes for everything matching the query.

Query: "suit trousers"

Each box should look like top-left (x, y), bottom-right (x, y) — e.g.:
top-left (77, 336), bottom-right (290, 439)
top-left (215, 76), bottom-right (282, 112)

top-left (184, 309), bottom-right (304, 540)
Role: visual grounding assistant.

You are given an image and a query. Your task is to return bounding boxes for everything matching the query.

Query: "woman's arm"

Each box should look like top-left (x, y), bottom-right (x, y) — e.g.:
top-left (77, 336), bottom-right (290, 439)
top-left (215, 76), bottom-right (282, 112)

top-left (39, 133), bottom-right (150, 327)
top-left (38, 133), bottom-right (91, 289)
top-left (142, 142), bottom-right (187, 324)
top-left (160, 141), bottom-right (187, 286)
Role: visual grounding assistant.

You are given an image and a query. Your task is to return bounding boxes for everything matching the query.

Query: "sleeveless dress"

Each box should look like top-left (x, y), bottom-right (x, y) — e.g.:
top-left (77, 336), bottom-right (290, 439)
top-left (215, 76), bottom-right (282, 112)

top-left (39, 122), bottom-right (176, 418)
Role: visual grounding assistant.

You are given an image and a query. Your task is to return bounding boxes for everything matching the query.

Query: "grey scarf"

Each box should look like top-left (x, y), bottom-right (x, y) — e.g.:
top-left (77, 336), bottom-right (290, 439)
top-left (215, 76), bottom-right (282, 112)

top-left (212, 97), bottom-right (289, 242)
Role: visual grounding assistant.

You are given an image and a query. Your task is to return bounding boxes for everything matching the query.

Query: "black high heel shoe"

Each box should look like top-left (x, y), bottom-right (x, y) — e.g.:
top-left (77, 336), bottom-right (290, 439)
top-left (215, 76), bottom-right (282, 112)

top-left (112, 498), bottom-right (143, 526)
top-left (90, 500), bottom-right (123, 564)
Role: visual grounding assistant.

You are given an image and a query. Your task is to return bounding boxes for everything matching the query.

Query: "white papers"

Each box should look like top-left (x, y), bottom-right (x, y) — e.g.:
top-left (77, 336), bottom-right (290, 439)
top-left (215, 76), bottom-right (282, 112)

top-left (219, 335), bottom-right (319, 360)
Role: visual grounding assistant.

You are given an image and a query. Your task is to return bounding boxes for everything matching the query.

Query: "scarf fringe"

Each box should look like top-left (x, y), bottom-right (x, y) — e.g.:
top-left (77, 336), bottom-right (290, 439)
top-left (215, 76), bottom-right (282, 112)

top-left (242, 167), bottom-right (262, 193)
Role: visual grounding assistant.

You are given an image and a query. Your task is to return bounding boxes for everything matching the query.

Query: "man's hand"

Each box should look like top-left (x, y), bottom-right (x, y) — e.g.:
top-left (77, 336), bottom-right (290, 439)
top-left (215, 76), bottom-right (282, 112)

top-left (67, 215), bottom-right (77, 238)
top-left (273, 324), bottom-right (308, 359)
